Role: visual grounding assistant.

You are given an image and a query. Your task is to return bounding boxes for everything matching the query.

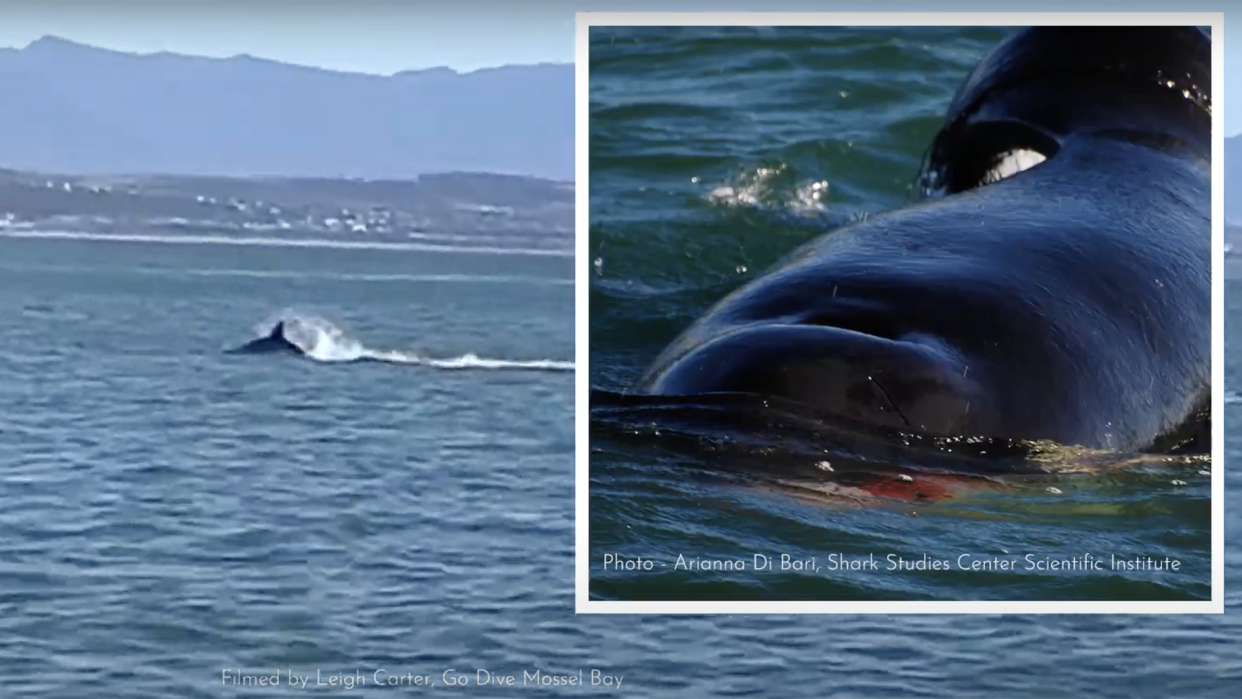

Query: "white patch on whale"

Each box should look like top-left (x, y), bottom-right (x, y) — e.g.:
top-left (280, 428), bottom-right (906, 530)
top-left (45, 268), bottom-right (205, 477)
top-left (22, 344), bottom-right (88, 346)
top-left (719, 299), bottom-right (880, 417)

top-left (981, 148), bottom-right (1047, 186)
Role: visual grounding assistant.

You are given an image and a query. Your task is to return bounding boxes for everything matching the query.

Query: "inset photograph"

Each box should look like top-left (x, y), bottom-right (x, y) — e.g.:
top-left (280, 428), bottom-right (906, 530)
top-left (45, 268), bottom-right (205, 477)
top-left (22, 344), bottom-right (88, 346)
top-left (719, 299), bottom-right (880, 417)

top-left (582, 17), bottom-right (1221, 611)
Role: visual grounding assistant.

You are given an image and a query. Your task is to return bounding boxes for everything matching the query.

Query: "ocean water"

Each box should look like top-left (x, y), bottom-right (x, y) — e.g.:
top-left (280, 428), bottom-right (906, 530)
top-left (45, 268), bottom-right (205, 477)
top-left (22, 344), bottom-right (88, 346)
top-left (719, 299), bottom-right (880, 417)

top-left (0, 27), bottom-right (1237, 699)
top-left (0, 175), bottom-right (581, 698)
top-left (603, 24), bottom-right (1236, 696)
top-left (588, 26), bottom-right (1212, 603)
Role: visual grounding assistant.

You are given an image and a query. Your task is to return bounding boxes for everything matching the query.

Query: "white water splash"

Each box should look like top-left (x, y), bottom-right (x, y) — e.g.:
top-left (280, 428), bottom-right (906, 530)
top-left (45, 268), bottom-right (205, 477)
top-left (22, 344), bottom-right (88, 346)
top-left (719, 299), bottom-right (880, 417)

top-left (704, 163), bottom-right (830, 214)
top-left (258, 311), bottom-right (574, 372)
top-left (366, 349), bottom-right (574, 371)
top-left (276, 315), bottom-right (365, 362)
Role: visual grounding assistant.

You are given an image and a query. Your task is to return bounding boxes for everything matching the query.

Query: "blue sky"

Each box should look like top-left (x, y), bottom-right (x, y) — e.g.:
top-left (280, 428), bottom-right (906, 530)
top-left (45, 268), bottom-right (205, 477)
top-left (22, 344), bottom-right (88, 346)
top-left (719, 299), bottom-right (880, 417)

top-left (0, 0), bottom-right (1236, 133)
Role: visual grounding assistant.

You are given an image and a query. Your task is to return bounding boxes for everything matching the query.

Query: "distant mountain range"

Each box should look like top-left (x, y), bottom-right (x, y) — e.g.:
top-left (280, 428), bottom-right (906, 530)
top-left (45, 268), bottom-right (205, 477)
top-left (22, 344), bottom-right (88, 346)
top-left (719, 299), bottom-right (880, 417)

top-left (0, 35), bottom-right (1229, 207)
top-left (0, 36), bottom-right (573, 182)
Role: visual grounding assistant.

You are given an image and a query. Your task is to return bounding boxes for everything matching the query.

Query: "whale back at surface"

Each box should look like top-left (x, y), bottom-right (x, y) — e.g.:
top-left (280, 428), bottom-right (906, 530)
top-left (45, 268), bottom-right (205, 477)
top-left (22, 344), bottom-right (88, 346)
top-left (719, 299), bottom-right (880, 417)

top-left (638, 27), bottom-right (1212, 455)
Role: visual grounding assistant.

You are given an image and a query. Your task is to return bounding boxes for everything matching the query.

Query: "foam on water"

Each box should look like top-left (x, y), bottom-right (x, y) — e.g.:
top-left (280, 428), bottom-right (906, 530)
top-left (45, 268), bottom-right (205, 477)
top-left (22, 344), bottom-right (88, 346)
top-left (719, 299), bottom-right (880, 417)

top-left (257, 311), bottom-right (574, 372)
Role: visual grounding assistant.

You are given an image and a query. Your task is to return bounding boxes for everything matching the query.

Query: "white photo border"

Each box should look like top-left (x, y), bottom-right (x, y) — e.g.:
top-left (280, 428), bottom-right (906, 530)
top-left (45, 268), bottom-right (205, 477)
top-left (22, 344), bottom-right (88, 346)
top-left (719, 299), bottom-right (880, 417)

top-left (575, 11), bottom-right (1225, 615)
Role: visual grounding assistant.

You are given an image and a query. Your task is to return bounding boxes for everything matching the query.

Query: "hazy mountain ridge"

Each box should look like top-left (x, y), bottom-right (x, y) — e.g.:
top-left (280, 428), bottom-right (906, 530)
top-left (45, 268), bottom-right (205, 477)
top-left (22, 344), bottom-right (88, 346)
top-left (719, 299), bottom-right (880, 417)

top-left (0, 36), bottom-right (573, 181)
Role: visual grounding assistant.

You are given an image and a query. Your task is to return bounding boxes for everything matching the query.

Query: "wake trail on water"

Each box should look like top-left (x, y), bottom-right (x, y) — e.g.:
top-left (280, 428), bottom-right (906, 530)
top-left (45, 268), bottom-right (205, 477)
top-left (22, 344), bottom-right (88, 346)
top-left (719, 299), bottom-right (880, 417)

top-left (0, 229), bottom-right (571, 258)
top-left (240, 310), bottom-right (574, 372)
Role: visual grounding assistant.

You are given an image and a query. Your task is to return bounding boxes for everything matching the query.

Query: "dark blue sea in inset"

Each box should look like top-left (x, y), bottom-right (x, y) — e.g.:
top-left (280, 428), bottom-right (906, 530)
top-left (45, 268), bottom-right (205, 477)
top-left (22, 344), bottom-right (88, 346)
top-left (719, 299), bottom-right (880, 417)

top-left (589, 26), bottom-right (1213, 604)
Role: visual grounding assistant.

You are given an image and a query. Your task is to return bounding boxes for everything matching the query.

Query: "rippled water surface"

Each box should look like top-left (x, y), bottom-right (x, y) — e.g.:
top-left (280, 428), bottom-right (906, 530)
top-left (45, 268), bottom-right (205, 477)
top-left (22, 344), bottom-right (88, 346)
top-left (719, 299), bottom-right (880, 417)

top-left (0, 171), bottom-right (579, 697)
top-left (1, 25), bottom-right (1238, 699)
top-left (589, 25), bottom-right (1215, 605)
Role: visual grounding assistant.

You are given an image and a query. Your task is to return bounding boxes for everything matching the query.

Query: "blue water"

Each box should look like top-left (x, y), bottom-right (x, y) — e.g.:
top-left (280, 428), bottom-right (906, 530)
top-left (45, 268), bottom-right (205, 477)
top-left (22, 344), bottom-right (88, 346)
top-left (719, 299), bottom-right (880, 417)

top-left (0, 228), bottom-right (580, 697)
top-left (1, 203), bottom-right (1238, 699)
top-left (588, 26), bottom-right (1211, 604)
top-left (0, 26), bottom-right (1238, 699)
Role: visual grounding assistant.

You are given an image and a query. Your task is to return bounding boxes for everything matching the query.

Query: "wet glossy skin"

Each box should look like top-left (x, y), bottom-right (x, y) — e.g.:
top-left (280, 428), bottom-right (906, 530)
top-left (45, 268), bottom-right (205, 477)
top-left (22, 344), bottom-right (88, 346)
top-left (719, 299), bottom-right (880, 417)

top-left (226, 322), bottom-right (305, 356)
top-left (639, 27), bottom-right (1211, 453)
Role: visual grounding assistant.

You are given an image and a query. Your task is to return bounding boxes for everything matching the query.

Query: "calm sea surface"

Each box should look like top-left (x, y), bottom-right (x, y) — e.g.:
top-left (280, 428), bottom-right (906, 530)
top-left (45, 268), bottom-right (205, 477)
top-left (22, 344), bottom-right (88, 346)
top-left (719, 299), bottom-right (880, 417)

top-left (0, 174), bottom-right (583, 698)
top-left (0, 25), bottom-right (1237, 699)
